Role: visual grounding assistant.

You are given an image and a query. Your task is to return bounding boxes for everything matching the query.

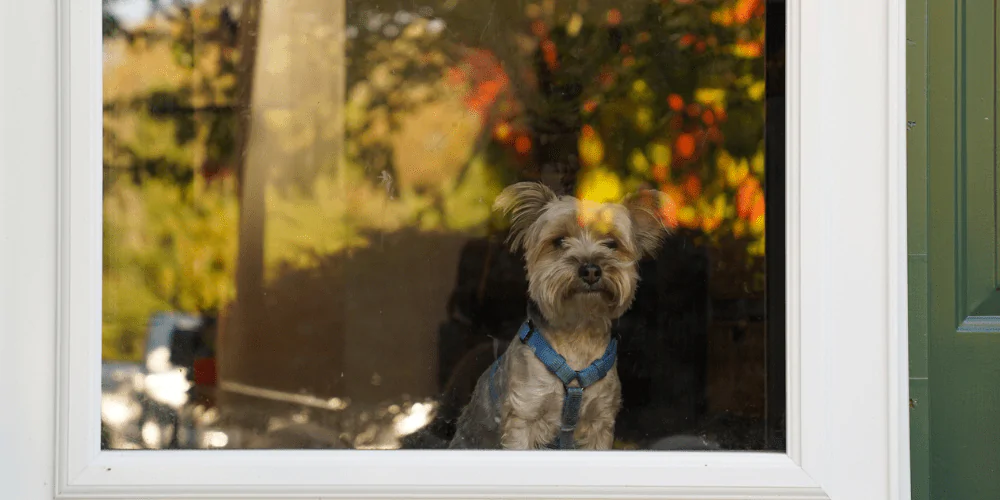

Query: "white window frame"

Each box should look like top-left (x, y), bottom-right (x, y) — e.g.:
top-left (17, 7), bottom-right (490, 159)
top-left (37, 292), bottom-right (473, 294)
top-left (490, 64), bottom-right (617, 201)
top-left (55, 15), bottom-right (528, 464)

top-left (0, 0), bottom-right (910, 499)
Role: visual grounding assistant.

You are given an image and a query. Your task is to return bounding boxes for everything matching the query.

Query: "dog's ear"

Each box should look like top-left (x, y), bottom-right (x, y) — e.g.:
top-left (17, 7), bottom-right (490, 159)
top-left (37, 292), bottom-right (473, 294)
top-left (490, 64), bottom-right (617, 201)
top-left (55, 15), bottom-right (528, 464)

top-left (494, 182), bottom-right (558, 251)
top-left (622, 189), bottom-right (671, 257)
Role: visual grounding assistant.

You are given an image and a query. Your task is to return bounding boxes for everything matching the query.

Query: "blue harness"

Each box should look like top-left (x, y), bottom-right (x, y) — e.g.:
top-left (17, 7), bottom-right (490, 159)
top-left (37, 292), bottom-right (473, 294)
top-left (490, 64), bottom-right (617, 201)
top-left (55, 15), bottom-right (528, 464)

top-left (487, 321), bottom-right (618, 449)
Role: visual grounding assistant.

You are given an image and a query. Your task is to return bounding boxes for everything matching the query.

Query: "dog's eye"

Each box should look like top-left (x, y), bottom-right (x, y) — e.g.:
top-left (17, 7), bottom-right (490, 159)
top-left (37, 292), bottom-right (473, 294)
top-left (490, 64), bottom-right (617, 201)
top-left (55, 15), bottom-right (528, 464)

top-left (553, 237), bottom-right (566, 248)
top-left (602, 240), bottom-right (618, 250)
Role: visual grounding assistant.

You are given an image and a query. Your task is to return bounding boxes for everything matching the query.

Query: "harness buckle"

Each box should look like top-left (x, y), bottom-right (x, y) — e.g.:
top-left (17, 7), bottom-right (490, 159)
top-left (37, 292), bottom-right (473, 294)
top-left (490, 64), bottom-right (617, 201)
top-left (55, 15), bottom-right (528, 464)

top-left (519, 322), bottom-right (535, 343)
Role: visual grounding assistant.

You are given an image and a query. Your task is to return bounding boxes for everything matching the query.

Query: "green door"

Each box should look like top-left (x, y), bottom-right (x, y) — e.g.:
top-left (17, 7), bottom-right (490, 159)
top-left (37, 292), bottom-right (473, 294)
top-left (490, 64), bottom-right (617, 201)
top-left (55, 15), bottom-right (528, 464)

top-left (910, 0), bottom-right (1000, 498)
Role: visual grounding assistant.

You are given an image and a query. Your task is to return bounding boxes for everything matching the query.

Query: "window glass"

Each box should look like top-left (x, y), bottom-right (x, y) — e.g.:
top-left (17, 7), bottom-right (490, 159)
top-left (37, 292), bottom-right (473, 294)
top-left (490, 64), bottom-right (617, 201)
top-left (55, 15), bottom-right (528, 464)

top-left (101, 0), bottom-right (784, 451)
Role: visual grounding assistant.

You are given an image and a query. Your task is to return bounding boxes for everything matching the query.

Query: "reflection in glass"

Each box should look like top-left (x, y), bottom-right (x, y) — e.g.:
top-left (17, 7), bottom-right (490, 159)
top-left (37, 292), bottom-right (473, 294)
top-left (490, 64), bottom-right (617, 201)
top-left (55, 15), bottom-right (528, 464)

top-left (101, 0), bottom-right (783, 451)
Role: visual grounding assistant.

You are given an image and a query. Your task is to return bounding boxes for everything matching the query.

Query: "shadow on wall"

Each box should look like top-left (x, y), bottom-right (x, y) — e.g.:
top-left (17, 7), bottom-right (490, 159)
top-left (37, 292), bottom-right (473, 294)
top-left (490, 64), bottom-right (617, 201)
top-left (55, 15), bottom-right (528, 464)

top-left (218, 227), bottom-right (468, 406)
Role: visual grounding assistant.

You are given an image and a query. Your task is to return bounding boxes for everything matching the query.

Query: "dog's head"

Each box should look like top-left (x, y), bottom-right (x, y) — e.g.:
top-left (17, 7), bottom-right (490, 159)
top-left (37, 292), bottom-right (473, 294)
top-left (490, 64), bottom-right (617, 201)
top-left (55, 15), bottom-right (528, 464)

top-left (494, 182), bottom-right (670, 327)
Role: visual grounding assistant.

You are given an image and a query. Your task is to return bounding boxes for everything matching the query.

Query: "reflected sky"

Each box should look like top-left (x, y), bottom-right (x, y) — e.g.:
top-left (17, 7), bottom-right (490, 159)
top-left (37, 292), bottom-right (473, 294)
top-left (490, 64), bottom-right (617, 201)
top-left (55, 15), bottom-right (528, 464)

top-left (106, 0), bottom-right (175, 27)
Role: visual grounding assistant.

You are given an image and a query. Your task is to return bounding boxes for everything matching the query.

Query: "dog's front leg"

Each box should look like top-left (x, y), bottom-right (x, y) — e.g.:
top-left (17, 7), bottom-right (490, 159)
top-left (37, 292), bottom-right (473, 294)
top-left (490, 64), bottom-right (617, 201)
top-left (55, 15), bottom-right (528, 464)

top-left (500, 389), bottom-right (561, 449)
top-left (499, 412), bottom-right (533, 449)
top-left (500, 401), bottom-right (563, 449)
top-left (498, 345), bottom-right (563, 449)
top-left (574, 415), bottom-right (615, 450)
top-left (574, 376), bottom-right (621, 450)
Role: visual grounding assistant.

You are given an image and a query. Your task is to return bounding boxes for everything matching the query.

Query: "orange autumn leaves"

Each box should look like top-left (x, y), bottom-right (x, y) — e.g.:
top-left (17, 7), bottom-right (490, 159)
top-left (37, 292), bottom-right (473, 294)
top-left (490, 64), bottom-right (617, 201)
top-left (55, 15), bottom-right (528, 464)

top-left (570, 1), bottom-right (765, 249)
top-left (651, 150), bottom-right (765, 239)
top-left (737, 177), bottom-right (766, 234)
top-left (709, 0), bottom-right (766, 58)
top-left (677, 0), bottom-right (764, 57)
top-left (667, 93), bottom-right (726, 163)
top-left (449, 49), bottom-right (535, 158)
top-left (447, 1), bottom-right (766, 253)
top-left (575, 88), bottom-right (764, 243)
top-left (675, 133), bottom-right (696, 161)
top-left (449, 50), bottom-right (512, 120)
top-left (450, 49), bottom-right (512, 121)
top-left (734, 0), bottom-right (764, 22)
top-left (579, 125), bottom-right (605, 167)
top-left (712, 0), bottom-right (765, 26)
top-left (574, 80), bottom-right (764, 243)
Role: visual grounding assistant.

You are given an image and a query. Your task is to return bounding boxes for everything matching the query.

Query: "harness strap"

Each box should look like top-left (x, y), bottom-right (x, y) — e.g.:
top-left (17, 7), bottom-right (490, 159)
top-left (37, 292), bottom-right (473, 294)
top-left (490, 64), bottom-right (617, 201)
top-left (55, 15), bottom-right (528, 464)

top-left (487, 320), bottom-right (618, 449)
top-left (558, 386), bottom-right (584, 449)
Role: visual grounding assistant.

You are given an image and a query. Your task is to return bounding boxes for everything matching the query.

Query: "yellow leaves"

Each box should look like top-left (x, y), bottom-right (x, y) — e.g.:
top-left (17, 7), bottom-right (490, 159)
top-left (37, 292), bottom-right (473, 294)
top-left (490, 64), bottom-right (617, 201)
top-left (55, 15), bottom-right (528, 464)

top-left (678, 205), bottom-right (699, 228)
top-left (700, 199), bottom-right (724, 233)
top-left (702, 216), bottom-right (722, 233)
top-left (629, 80), bottom-right (654, 103)
top-left (370, 63), bottom-right (398, 92)
top-left (567, 13), bottom-right (583, 37)
top-left (403, 21), bottom-right (426, 39)
top-left (628, 79), bottom-right (656, 133)
top-left (695, 88), bottom-right (727, 107)
top-left (692, 194), bottom-right (728, 234)
top-left (724, 156), bottom-right (750, 188)
top-left (628, 139), bottom-right (765, 252)
top-left (350, 82), bottom-right (373, 107)
top-left (710, 194), bottom-right (728, 220)
top-left (711, 0), bottom-right (762, 26)
top-left (578, 125), bottom-right (605, 166)
top-left (444, 156), bottom-right (503, 231)
top-left (633, 106), bottom-right (654, 133)
top-left (711, 8), bottom-right (735, 26)
top-left (647, 141), bottom-right (672, 167)
top-left (733, 219), bottom-right (747, 238)
top-left (104, 177), bottom-right (239, 333)
top-left (748, 80), bottom-right (766, 101)
top-left (629, 149), bottom-right (650, 174)
top-left (158, 267), bottom-right (177, 301)
top-left (493, 122), bottom-right (512, 143)
top-left (717, 149), bottom-right (735, 175)
top-left (749, 194), bottom-right (766, 235)
top-left (576, 167), bottom-right (623, 204)
top-left (732, 41), bottom-right (764, 58)
top-left (751, 150), bottom-right (765, 174)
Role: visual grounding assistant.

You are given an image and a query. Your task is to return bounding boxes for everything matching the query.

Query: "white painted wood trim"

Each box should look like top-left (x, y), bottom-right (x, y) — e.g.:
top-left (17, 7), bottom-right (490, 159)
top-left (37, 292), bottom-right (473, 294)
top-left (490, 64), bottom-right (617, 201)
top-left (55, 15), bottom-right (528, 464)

top-left (0, 2), bottom-right (60, 500)
top-left (888, 1), bottom-right (912, 499)
top-left (0, 0), bottom-right (910, 499)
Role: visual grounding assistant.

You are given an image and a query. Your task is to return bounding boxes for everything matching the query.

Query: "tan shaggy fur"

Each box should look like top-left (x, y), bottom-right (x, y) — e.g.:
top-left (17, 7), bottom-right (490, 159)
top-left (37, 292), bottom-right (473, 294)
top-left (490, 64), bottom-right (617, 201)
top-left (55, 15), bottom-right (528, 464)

top-left (448, 182), bottom-right (669, 450)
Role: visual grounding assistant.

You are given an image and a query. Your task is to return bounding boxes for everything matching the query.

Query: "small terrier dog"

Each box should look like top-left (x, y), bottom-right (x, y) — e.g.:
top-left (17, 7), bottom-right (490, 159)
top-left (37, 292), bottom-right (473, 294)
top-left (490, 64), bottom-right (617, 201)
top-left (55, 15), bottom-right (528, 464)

top-left (449, 182), bottom-right (669, 450)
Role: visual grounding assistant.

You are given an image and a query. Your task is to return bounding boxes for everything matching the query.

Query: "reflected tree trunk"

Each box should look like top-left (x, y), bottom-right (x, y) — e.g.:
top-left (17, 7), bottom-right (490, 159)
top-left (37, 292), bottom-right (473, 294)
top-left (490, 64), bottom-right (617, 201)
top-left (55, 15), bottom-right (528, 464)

top-left (226, 0), bottom-right (265, 390)
top-left (224, 0), bottom-right (348, 403)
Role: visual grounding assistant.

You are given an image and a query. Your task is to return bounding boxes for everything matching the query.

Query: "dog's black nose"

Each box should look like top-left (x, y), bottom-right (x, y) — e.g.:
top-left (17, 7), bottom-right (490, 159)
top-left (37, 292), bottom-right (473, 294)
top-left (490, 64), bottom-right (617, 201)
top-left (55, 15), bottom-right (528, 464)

top-left (578, 263), bottom-right (602, 285)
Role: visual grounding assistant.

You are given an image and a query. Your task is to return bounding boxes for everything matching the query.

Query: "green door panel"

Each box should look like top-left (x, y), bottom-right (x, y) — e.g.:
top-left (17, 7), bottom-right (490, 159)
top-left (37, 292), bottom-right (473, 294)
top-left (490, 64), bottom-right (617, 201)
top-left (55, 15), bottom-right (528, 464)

top-left (921, 0), bottom-right (1000, 498)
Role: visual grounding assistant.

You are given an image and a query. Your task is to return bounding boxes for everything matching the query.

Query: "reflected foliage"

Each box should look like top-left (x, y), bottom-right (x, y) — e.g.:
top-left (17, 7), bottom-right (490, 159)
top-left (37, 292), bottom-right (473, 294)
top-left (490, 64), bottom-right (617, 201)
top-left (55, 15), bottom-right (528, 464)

top-left (103, 0), bottom-right (242, 359)
top-left (102, 0), bottom-right (765, 367)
